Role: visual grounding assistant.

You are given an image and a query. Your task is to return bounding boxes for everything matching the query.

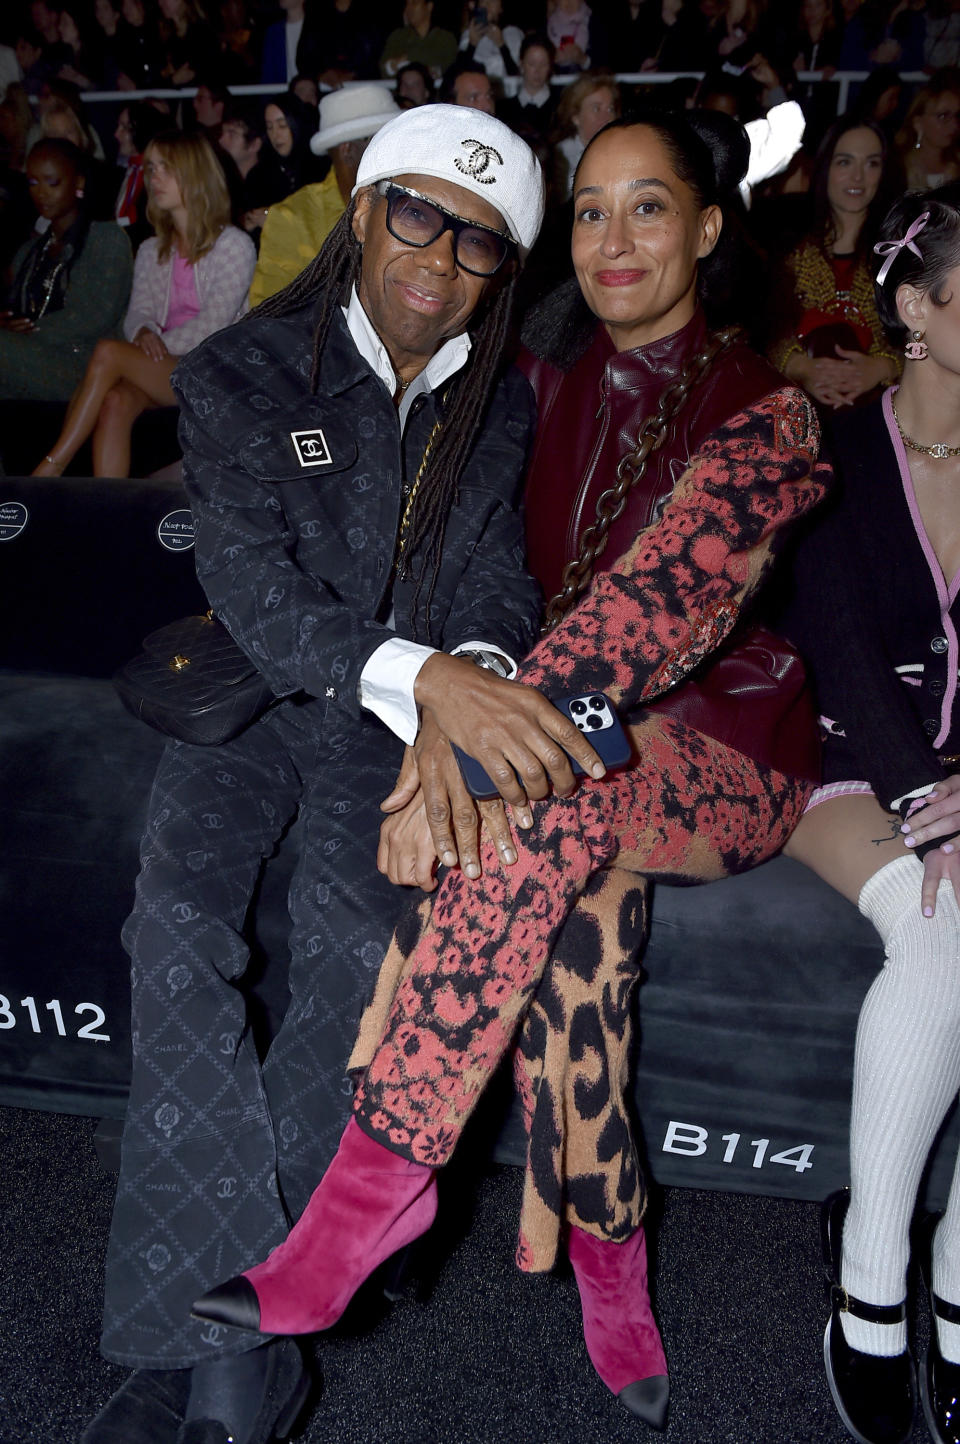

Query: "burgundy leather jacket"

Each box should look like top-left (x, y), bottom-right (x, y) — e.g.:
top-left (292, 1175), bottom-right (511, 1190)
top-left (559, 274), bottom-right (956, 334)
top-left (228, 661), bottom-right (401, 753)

top-left (518, 307), bottom-right (784, 604)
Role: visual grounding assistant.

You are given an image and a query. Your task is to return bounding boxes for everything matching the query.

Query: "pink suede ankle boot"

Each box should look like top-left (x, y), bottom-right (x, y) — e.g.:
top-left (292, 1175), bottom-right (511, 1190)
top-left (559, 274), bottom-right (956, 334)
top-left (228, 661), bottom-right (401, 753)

top-left (192, 1118), bottom-right (438, 1336)
top-left (567, 1223), bottom-right (669, 1428)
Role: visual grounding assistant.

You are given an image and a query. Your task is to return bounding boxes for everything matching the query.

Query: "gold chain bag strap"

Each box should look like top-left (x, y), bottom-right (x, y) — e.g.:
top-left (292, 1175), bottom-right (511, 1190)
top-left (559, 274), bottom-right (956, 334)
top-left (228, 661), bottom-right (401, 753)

top-left (540, 325), bottom-right (820, 782)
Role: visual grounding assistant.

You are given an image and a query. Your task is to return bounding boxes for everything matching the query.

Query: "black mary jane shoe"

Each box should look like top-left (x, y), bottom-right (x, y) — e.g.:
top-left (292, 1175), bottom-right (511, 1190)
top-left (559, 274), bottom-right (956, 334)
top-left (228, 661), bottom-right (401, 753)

top-left (922, 1293), bottom-right (960, 1444)
top-left (821, 1189), bottom-right (917, 1444)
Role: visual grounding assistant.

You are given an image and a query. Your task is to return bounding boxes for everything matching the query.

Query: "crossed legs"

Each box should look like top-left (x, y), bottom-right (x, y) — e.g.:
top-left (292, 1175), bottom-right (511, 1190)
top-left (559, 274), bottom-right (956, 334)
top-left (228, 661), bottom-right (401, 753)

top-left (33, 338), bottom-right (176, 478)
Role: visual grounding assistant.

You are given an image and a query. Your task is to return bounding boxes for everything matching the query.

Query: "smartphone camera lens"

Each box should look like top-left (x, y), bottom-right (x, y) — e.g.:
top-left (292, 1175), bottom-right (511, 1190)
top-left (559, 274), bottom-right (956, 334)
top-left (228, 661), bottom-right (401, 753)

top-left (586, 714), bottom-right (602, 729)
top-left (570, 699), bottom-right (587, 716)
top-left (589, 696), bottom-right (604, 710)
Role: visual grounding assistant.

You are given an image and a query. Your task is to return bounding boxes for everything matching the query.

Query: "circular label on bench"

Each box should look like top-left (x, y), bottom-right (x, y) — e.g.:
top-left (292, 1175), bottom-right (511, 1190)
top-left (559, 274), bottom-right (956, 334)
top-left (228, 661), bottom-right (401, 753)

top-left (157, 509), bottom-right (195, 552)
top-left (0, 501), bottom-right (28, 541)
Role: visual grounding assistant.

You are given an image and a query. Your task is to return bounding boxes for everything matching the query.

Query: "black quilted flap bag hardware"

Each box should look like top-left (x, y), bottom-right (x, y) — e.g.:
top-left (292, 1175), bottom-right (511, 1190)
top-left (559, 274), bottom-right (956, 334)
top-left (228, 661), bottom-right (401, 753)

top-left (113, 612), bottom-right (276, 747)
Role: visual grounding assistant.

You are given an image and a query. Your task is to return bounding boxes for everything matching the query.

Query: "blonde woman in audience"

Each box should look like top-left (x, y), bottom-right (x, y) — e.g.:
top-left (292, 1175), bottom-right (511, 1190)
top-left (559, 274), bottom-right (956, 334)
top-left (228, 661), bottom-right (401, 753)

top-left (897, 72), bottom-right (960, 191)
top-left (33, 129), bottom-right (254, 478)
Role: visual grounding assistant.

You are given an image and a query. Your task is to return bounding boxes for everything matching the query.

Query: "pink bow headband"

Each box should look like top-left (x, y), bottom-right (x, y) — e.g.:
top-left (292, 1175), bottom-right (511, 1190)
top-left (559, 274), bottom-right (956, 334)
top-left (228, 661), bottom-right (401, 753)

top-left (873, 212), bottom-right (930, 285)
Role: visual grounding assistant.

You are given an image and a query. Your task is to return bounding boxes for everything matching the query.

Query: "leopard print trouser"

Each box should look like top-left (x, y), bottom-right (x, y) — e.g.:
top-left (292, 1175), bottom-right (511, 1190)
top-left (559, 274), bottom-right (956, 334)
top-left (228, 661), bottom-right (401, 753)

top-left (350, 714), bottom-right (811, 1270)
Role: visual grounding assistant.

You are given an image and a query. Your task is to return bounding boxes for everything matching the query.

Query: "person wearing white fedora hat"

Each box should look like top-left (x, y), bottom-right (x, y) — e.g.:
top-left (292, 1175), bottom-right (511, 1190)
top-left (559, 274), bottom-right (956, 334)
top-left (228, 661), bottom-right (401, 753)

top-left (248, 83), bottom-right (400, 308)
top-left (82, 104), bottom-right (560, 1444)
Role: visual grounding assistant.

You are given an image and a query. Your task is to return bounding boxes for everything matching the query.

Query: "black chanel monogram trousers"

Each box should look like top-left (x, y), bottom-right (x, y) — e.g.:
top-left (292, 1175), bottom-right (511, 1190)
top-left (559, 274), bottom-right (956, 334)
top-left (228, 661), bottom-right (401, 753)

top-left (100, 698), bottom-right (407, 1368)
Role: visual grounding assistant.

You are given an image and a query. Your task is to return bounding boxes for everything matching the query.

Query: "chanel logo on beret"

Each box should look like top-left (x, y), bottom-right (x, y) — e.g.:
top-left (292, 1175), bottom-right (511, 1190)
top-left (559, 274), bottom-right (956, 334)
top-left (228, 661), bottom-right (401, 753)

top-left (453, 139), bottom-right (503, 185)
top-left (291, 429), bottom-right (333, 467)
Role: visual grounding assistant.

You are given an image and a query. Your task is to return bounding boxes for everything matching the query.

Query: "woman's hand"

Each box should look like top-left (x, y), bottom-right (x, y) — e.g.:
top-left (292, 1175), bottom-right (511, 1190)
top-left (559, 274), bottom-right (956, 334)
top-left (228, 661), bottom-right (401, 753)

top-left (133, 327), bottom-right (169, 361)
top-left (830, 348), bottom-right (894, 403)
top-left (244, 207), bottom-right (268, 232)
top-left (379, 738), bottom-right (522, 884)
top-left (784, 352), bottom-right (853, 407)
top-left (901, 777), bottom-right (960, 914)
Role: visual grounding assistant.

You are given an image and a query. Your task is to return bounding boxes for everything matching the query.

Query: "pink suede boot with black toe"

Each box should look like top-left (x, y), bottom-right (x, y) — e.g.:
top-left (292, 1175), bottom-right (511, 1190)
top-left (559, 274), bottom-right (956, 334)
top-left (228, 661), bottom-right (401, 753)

top-left (192, 1118), bottom-right (438, 1336)
top-left (567, 1223), bottom-right (670, 1428)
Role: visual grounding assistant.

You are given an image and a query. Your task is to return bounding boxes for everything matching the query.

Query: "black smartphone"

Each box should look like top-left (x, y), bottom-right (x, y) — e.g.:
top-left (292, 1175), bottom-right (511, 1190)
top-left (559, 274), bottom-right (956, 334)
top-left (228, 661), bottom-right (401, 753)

top-left (452, 691), bottom-right (631, 801)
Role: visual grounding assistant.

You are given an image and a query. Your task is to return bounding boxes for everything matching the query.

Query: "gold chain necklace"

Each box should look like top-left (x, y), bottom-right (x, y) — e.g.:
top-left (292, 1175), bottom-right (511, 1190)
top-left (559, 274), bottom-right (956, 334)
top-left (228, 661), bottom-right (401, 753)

top-left (892, 403), bottom-right (960, 460)
top-left (395, 419), bottom-right (442, 579)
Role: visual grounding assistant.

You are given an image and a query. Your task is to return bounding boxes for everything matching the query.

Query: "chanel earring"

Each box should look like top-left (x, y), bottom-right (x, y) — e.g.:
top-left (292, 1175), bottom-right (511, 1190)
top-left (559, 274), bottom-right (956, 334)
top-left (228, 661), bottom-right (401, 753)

top-left (905, 330), bottom-right (928, 360)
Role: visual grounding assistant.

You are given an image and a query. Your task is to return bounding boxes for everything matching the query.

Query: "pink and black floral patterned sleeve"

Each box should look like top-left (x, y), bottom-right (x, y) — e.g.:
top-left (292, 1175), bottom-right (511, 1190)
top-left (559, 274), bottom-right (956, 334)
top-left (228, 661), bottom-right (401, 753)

top-left (517, 386), bottom-right (829, 711)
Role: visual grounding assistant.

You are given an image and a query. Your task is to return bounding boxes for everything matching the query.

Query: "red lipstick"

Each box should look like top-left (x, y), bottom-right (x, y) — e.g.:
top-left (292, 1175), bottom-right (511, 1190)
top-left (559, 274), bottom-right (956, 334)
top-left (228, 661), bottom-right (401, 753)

top-left (595, 270), bottom-right (647, 287)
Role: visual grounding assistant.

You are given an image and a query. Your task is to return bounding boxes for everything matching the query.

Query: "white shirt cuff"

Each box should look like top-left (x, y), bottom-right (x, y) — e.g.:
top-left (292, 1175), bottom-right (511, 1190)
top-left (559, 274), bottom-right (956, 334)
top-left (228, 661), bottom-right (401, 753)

top-left (359, 637), bottom-right (437, 745)
top-left (359, 638), bottom-right (519, 746)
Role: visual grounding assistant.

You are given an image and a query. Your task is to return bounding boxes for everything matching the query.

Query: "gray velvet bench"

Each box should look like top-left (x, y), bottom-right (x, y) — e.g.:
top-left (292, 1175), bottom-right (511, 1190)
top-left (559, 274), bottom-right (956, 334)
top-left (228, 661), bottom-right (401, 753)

top-left (2, 475), bottom-right (957, 1208)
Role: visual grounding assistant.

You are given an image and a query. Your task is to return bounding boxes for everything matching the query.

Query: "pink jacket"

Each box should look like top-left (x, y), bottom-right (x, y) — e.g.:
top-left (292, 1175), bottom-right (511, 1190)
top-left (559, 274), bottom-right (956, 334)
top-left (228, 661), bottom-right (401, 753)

top-left (122, 225), bottom-right (256, 357)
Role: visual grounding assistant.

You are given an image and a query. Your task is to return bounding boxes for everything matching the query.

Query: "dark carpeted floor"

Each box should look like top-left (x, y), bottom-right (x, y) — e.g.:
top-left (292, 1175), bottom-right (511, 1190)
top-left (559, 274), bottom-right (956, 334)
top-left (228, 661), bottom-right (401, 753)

top-left (0, 1104), bottom-right (933, 1444)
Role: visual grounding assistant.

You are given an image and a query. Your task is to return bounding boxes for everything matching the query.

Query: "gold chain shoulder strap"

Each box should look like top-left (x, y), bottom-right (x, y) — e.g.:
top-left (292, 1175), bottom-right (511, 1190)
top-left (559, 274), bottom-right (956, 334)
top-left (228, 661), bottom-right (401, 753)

top-left (541, 325), bottom-right (741, 634)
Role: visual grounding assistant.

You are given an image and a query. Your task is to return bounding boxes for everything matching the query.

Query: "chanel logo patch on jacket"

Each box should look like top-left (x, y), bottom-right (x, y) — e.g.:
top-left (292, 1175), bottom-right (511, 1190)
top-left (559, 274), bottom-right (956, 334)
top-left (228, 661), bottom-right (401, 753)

top-left (290, 429), bottom-right (333, 467)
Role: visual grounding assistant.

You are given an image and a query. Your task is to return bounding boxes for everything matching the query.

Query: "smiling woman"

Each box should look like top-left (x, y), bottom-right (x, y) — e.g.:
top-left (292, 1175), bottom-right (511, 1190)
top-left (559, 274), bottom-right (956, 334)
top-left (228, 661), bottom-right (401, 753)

top-left (770, 117), bottom-right (902, 410)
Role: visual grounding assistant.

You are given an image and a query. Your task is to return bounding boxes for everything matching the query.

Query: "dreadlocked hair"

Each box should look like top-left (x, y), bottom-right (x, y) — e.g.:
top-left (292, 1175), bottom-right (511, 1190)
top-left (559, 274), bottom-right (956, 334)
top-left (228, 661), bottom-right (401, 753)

top-left (248, 198), bottom-right (519, 644)
top-left (247, 205), bottom-right (361, 390)
top-left (403, 270), bottom-right (517, 637)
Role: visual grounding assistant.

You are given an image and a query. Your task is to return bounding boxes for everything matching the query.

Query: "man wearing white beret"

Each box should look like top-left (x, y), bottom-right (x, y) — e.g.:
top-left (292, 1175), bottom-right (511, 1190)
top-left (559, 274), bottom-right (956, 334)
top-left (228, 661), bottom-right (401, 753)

top-left (82, 105), bottom-right (602, 1444)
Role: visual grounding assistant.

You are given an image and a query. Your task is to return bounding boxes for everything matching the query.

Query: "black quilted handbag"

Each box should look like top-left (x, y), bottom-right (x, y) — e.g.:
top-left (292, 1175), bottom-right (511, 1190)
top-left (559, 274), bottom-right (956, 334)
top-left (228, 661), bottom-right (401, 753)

top-left (113, 612), bottom-right (276, 746)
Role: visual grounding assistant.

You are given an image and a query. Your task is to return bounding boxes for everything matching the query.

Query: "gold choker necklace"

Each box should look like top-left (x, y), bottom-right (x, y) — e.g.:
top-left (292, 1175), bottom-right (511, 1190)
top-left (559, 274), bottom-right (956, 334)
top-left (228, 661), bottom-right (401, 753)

top-left (892, 404), bottom-right (960, 459)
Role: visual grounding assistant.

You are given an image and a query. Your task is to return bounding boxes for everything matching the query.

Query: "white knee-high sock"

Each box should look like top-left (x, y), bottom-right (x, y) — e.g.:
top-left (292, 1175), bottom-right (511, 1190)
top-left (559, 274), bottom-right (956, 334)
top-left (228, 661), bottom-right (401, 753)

top-left (840, 855), bottom-right (960, 1355)
top-left (933, 1131), bottom-right (960, 1362)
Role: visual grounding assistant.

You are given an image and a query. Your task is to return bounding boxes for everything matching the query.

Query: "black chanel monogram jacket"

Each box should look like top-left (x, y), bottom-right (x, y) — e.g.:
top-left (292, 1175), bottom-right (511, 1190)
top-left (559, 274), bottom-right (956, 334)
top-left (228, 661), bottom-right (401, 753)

top-left (172, 296), bottom-right (542, 719)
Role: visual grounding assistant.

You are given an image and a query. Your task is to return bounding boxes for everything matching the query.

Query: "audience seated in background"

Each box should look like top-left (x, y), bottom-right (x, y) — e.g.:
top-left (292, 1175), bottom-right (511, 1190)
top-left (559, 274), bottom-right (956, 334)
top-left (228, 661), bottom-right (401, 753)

top-left (769, 116), bottom-right (901, 410)
top-left (458, 0), bottom-right (522, 78)
top-left (553, 71), bottom-right (619, 198)
top-left (395, 59), bottom-right (433, 106)
top-left (112, 0), bottom-right (164, 89)
top-left (218, 102), bottom-right (275, 234)
top-left (191, 77), bottom-right (229, 140)
top-left (113, 99), bottom-right (168, 250)
top-left (157, 0), bottom-right (221, 87)
top-left (256, 92), bottom-right (326, 212)
top-left (380, 0), bottom-right (458, 80)
top-left (547, 0), bottom-right (592, 72)
top-left (896, 70), bottom-right (960, 191)
top-left (248, 83), bottom-right (399, 308)
top-left (260, 0), bottom-right (305, 85)
top-left (31, 129), bottom-right (254, 478)
top-left (498, 33), bottom-right (555, 143)
top-left (0, 138), bottom-right (132, 403)
top-left (442, 58), bottom-right (496, 113)
top-left (297, 0), bottom-right (386, 86)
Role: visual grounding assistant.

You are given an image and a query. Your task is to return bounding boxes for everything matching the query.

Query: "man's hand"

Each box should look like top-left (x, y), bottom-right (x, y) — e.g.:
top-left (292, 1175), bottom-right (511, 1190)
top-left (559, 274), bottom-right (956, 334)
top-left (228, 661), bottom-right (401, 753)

top-left (412, 653), bottom-right (605, 870)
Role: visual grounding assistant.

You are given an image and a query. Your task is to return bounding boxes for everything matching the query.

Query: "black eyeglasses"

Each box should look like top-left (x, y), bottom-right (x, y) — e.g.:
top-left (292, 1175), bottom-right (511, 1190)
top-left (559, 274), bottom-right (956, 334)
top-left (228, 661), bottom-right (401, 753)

top-left (375, 181), bottom-right (515, 277)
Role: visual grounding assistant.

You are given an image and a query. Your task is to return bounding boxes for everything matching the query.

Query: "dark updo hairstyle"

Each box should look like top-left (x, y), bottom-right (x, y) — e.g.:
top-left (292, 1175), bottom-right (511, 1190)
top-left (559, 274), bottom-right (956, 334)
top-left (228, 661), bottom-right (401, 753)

top-left (873, 185), bottom-right (960, 348)
top-left (525, 107), bottom-right (751, 367)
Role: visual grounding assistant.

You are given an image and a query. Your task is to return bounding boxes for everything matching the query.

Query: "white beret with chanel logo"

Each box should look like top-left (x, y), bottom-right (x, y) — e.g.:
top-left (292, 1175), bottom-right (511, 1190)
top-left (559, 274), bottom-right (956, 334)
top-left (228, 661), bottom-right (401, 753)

top-left (353, 103), bottom-right (544, 256)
